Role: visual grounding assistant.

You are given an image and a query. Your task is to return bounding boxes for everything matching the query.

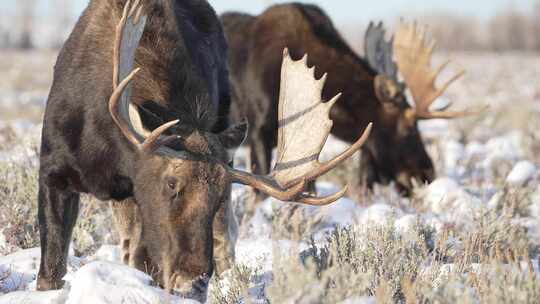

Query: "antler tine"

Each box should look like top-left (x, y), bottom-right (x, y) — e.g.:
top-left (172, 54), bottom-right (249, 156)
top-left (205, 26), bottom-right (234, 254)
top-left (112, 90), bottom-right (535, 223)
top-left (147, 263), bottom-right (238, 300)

top-left (394, 20), bottom-right (482, 120)
top-left (298, 187), bottom-right (347, 206)
top-left (427, 69), bottom-right (465, 104)
top-left (229, 168), bottom-right (345, 206)
top-left (431, 59), bottom-right (450, 82)
top-left (418, 103), bottom-right (488, 120)
top-left (229, 170), bottom-right (307, 202)
top-left (229, 49), bottom-right (372, 206)
top-left (109, 0), bottom-right (180, 153)
top-left (109, 67), bottom-right (143, 147)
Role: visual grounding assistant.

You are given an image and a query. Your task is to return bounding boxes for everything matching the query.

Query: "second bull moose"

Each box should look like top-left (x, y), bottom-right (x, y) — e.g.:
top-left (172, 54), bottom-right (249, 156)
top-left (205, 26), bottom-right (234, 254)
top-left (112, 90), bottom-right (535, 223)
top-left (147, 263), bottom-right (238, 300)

top-left (36, 0), bottom-right (369, 301)
top-left (222, 3), bottom-right (477, 195)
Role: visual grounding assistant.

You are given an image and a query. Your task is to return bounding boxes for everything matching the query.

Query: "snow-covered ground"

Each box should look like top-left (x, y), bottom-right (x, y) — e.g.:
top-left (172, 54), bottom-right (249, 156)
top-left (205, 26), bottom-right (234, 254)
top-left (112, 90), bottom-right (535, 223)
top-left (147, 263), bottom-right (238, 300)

top-left (1, 51), bottom-right (539, 303)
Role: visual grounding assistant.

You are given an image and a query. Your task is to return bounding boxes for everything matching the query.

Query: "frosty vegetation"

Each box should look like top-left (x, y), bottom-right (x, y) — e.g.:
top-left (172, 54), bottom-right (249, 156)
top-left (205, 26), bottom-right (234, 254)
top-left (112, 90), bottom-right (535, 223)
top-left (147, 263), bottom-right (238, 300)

top-left (0, 50), bottom-right (539, 303)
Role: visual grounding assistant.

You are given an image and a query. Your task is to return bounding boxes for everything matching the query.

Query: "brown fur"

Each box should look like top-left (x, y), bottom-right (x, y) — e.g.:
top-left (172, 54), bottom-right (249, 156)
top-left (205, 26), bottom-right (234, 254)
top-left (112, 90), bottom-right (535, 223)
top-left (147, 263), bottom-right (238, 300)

top-left (37, 1), bottom-right (244, 301)
top-left (222, 4), bottom-right (435, 195)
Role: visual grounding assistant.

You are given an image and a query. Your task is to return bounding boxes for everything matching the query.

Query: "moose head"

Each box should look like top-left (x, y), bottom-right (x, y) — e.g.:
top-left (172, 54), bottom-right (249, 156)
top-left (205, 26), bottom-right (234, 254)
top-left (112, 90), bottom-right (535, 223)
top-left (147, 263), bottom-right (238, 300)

top-left (363, 21), bottom-right (479, 194)
top-left (109, 2), bottom-right (371, 300)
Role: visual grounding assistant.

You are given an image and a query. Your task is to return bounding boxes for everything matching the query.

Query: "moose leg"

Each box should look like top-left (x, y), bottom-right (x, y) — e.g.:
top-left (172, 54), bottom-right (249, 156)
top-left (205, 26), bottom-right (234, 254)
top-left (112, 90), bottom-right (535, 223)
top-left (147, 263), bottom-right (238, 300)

top-left (249, 129), bottom-right (274, 203)
top-left (212, 190), bottom-right (238, 276)
top-left (249, 129), bottom-right (273, 176)
top-left (37, 178), bottom-right (80, 291)
top-left (359, 151), bottom-right (378, 189)
top-left (110, 198), bottom-right (142, 266)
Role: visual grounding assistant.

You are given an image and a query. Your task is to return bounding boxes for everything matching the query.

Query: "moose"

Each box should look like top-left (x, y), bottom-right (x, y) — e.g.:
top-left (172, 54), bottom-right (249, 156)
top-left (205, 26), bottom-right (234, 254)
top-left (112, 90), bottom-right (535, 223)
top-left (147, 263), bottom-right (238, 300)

top-left (37, 0), bottom-right (370, 301)
top-left (222, 3), bottom-right (476, 195)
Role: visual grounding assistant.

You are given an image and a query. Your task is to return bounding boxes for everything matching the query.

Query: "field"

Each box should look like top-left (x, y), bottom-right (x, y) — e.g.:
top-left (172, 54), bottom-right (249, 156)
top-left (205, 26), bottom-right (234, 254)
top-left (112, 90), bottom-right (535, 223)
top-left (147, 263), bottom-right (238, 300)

top-left (0, 50), bottom-right (539, 303)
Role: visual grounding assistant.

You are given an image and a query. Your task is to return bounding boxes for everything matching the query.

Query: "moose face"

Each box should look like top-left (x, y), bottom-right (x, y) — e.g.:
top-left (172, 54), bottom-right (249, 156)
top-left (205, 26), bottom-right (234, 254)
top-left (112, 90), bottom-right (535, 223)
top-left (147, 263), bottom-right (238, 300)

top-left (132, 130), bottom-right (241, 300)
top-left (365, 80), bottom-right (435, 194)
top-left (363, 22), bottom-right (478, 195)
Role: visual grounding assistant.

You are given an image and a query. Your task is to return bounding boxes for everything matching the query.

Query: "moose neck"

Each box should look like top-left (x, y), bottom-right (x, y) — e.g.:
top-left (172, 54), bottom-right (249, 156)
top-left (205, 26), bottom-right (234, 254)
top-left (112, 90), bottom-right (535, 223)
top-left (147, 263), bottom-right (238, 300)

top-left (293, 25), bottom-right (381, 144)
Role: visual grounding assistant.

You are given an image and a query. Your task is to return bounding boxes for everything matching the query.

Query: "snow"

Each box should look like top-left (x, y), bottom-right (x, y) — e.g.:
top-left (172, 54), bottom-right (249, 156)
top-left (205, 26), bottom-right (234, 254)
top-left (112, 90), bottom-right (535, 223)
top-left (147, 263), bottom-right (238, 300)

top-left (442, 140), bottom-right (466, 177)
top-left (0, 248), bottom-right (81, 293)
top-left (465, 141), bottom-right (487, 159)
top-left (482, 131), bottom-right (526, 169)
top-left (0, 290), bottom-right (66, 304)
top-left (530, 187), bottom-right (540, 219)
top-left (0, 250), bottom-right (200, 304)
top-left (358, 203), bottom-right (399, 227)
top-left (339, 296), bottom-right (376, 304)
top-left (394, 214), bottom-right (420, 234)
top-left (421, 177), bottom-right (461, 213)
top-left (235, 237), bottom-right (273, 270)
top-left (66, 262), bottom-right (198, 304)
top-left (506, 160), bottom-right (537, 187)
top-left (91, 246), bottom-right (122, 264)
top-left (418, 177), bottom-right (486, 229)
top-left (0, 233), bottom-right (6, 255)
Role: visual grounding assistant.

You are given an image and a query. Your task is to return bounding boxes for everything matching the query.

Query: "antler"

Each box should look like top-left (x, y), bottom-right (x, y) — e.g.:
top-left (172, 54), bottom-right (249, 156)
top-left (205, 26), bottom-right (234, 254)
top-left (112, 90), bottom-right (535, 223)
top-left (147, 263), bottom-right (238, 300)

top-left (229, 49), bottom-right (372, 206)
top-left (109, 0), bottom-right (180, 152)
top-left (393, 21), bottom-right (479, 120)
top-left (365, 21), bottom-right (398, 82)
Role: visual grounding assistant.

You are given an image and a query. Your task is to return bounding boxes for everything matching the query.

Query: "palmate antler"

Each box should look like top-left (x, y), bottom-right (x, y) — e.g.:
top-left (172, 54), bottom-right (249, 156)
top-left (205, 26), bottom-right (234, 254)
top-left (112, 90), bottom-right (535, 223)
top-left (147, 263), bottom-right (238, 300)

top-left (229, 50), bottom-right (372, 205)
top-left (365, 21), bottom-right (398, 82)
top-left (109, 0), bottom-right (180, 153)
top-left (393, 21), bottom-right (483, 120)
top-left (109, 1), bottom-right (371, 206)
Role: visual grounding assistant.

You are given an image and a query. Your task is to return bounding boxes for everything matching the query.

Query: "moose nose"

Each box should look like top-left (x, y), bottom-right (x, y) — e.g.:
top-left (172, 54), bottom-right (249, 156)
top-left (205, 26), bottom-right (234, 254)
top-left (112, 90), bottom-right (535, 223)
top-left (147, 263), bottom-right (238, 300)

top-left (395, 171), bottom-right (414, 195)
top-left (421, 167), bottom-right (436, 184)
top-left (172, 273), bottom-right (210, 302)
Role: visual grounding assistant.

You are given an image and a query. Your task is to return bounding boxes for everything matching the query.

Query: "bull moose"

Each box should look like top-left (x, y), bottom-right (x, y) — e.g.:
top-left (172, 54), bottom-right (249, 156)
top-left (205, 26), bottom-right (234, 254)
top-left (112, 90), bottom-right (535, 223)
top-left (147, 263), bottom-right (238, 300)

top-left (222, 3), bottom-right (476, 195)
top-left (37, 0), bottom-right (370, 300)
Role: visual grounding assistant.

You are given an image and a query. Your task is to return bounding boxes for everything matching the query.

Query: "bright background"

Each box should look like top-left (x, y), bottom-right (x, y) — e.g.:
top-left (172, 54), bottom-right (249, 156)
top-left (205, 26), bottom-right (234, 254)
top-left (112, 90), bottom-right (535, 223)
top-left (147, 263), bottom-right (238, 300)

top-left (0, 0), bottom-right (538, 49)
top-left (0, 0), bottom-right (535, 22)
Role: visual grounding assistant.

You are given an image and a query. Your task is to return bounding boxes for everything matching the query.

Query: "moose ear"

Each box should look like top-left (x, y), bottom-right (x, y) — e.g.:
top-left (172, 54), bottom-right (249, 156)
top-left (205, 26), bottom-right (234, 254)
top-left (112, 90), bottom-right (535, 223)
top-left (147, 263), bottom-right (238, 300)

top-left (218, 120), bottom-right (248, 150)
top-left (374, 75), bottom-right (403, 103)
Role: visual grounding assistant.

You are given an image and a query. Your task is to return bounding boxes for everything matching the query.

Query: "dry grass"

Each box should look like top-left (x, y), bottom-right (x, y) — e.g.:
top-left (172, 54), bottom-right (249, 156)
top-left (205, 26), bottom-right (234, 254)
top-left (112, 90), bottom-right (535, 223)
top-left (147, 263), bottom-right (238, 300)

top-left (211, 202), bottom-right (538, 303)
top-left (0, 152), bottom-right (117, 257)
top-left (209, 171), bottom-right (539, 303)
top-left (0, 160), bottom-right (40, 254)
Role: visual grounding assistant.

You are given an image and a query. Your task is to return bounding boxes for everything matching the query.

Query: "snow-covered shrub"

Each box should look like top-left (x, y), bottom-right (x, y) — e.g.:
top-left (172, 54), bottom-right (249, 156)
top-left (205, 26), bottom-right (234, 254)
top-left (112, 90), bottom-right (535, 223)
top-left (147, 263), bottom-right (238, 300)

top-left (209, 263), bottom-right (265, 304)
top-left (268, 222), bottom-right (432, 303)
top-left (0, 161), bottom-right (40, 254)
top-left (0, 157), bottom-right (116, 257)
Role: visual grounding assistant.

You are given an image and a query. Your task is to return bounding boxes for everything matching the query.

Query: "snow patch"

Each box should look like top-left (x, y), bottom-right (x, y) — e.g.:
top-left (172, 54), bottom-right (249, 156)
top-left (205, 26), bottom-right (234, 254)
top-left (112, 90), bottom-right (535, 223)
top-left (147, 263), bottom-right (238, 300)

top-left (90, 245), bottom-right (122, 264)
top-left (421, 177), bottom-right (484, 227)
top-left (506, 160), bottom-right (536, 187)
top-left (0, 290), bottom-right (66, 304)
top-left (358, 204), bottom-right (398, 227)
top-left (482, 131), bottom-right (526, 168)
top-left (66, 261), bottom-right (197, 304)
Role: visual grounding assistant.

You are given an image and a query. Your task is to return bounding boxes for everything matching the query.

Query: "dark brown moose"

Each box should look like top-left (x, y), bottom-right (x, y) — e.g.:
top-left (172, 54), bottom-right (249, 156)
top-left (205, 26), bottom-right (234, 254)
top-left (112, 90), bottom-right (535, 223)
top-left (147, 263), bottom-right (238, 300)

top-left (222, 4), bottom-right (477, 195)
top-left (36, 0), bottom-right (370, 301)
